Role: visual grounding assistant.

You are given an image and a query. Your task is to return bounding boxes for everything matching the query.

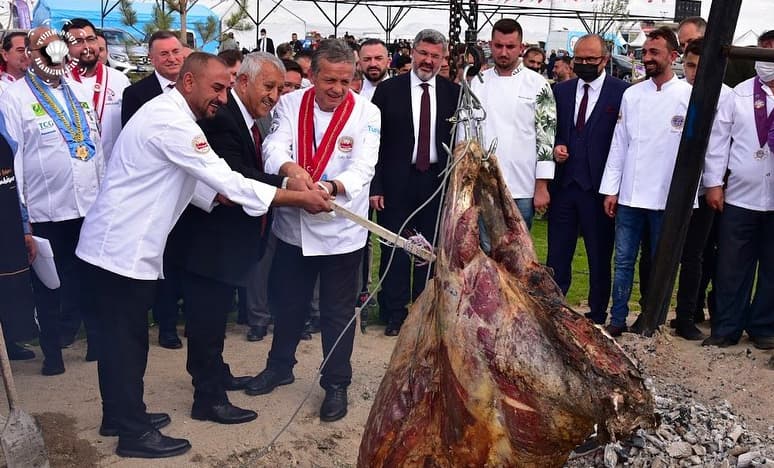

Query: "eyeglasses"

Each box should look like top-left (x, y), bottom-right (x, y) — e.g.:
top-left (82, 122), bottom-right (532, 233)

top-left (413, 49), bottom-right (442, 61)
top-left (72, 36), bottom-right (99, 46)
top-left (572, 56), bottom-right (603, 65)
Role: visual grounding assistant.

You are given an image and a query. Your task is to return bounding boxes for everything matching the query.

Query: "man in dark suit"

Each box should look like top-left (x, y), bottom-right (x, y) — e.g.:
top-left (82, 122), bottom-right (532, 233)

top-left (166, 52), bottom-right (317, 424)
top-left (370, 29), bottom-right (460, 336)
top-left (121, 31), bottom-right (187, 349)
top-left (547, 34), bottom-right (628, 325)
top-left (257, 29), bottom-right (275, 55)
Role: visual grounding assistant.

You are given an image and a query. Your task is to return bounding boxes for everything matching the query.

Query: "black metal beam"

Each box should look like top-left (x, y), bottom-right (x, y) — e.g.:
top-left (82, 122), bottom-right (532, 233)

top-left (634, 0), bottom-right (744, 336)
top-left (724, 45), bottom-right (774, 62)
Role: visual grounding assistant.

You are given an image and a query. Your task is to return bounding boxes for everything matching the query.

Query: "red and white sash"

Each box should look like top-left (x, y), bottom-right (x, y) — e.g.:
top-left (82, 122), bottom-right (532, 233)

top-left (70, 63), bottom-right (108, 123)
top-left (297, 88), bottom-right (355, 182)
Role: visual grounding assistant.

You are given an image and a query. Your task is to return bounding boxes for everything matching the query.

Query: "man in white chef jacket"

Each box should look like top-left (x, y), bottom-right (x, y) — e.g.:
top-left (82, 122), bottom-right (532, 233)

top-left (244, 39), bottom-right (380, 423)
top-left (0, 26), bottom-right (104, 375)
top-left (599, 27), bottom-right (692, 337)
top-left (75, 53), bottom-right (331, 459)
top-left (701, 30), bottom-right (774, 350)
top-left (64, 18), bottom-right (130, 161)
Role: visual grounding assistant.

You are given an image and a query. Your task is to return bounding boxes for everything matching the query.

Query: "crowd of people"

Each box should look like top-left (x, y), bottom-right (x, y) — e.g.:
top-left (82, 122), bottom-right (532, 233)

top-left (0, 14), bottom-right (772, 460)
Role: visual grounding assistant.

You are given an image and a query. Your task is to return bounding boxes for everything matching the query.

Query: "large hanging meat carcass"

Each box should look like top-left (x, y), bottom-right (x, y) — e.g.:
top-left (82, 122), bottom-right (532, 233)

top-left (358, 139), bottom-right (656, 467)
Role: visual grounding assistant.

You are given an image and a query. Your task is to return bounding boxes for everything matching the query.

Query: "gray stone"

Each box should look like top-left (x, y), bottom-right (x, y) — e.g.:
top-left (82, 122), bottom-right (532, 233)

top-left (731, 446), bottom-right (750, 457)
top-left (730, 425), bottom-right (745, 443)
top-left (738, 451), bottom-right (762, 468)
top-left (683, 432), bottom-right (699, 444)
top-left (692, 444), bottom-right (706, 456)
top-left (603, 444), bottom-right (618, 468)
top-left (667, 441), bottom-right (694, 459)
top-left (652, 457), bottom-right (669, 468)
top-left (687, 455), bottom-right (702, 465)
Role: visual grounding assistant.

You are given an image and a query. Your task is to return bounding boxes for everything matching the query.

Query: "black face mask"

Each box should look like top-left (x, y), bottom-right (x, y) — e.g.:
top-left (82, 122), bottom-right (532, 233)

top-left (573, 62), bottom-right (602, 83)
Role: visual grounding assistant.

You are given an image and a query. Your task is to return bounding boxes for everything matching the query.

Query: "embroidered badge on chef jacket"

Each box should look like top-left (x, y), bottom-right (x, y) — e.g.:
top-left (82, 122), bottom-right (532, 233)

top-left (670, 115), bottom-right (685, 130)
top-left (192, 135), bottom-right (210, 153)
top-left (338, 136), bottom-right (354, 153)
top-left (31, 103), bottom-right (46, 117)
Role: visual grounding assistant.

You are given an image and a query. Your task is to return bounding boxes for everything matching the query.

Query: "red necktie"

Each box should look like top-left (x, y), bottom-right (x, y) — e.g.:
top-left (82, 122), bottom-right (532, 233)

top-left (251, 123), bottom-right (264, 172)
top-left (416, 83), bottom-right (431, 172)
top-left (576, 83), bottom-right (590, 131)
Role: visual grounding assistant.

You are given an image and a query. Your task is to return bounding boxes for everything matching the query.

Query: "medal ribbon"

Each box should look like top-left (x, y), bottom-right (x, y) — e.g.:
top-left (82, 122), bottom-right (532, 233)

top-left (753, 78), bottom-right (774, 149)
top-left (71, 63), bottom-right (108, 123)
top-left (25, 72), bottom-right (96, 161)
top-left (297, 88), bottom-right (355, 182)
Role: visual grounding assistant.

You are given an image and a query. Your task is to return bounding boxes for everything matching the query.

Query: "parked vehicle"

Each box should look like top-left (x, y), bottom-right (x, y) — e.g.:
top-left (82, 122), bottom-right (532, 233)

top-left (100, 27), bottom-right (151, 75)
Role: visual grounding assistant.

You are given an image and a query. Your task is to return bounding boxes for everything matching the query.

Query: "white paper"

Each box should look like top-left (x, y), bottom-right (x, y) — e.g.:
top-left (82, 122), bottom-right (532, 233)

top-left (31, 236), bottom-right (60, 289)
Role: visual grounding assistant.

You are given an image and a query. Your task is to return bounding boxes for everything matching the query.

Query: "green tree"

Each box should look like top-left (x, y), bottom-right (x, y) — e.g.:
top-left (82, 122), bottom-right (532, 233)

top-left (194, 16), bottom-right (219, 49)
top-left (144, 3), bottom-right (174, 36)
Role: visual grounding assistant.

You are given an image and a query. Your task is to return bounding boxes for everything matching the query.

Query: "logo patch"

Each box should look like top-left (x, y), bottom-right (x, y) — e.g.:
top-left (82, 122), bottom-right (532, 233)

top-left (338, 136), bottom-right (354, 153)
top-left (192, 135), bottom-right (210, 153)
top-left (367, 125), bottom-right (380, 135)
top-left (80, 101), bottom-right (90, 109)
top-left (31, 103), bottom-right (46, 117)
top-left (670, 115), bottom-right (685, 130)
top-left (269, 119), bottom-right (280, 134)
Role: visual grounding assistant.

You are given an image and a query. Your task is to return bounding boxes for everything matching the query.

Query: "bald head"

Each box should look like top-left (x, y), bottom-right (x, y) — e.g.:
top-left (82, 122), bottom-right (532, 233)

top-left (177, 52), bottom-right (231, 120)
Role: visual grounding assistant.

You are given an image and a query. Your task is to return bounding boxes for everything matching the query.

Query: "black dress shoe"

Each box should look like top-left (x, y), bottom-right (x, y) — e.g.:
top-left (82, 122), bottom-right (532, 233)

top-left (675, 322), bottom-right (705, 341)
top-left (116, 429), bottom-right (191, 459)
top-left (604, 324), bottom-right (626, 338)
top-left (751, 336), bottom-right (774, 350)
top-left (191, 402), bottom-right (257, 425)
top-left (300, 330), bottom-right (313, 341)
top-left (247, 325), bottom-right (267, 342)
top-left (223, 375), bottom-right (252, 391)
top-left (6, 343), bottom-right (35, 361)
top-left (702, 335), bottom-right (738, 347)
top-left (384, 324), bottom-right (401, 337)
top-left (41, 361), bottom-right (65, 376)
top-left (245, 368), bottom-right (294, 396)
top-left (158, 334), bottom-right (183, 349)
top-left (320, 385), bottom-right (348, 422)
top-left (59, 335), bottom-right (75, 349)
top-left (100, 413), bottom-right (171, 437)
top-left (583, 312), bottom-right (606, 325)
top-left (306, 317), bottom-right (321, 334)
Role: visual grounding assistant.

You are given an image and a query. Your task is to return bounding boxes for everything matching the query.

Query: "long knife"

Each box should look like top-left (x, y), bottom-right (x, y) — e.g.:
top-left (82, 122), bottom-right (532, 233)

top-left (330, 202), bottom-right (436, 263)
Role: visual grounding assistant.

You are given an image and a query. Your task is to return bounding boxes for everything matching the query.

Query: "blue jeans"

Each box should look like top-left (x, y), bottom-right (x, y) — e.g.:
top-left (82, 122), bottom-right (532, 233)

top-left (514, 198), bottom-right (535, 230)
top-left (609, 205), bottom-right (664, 327)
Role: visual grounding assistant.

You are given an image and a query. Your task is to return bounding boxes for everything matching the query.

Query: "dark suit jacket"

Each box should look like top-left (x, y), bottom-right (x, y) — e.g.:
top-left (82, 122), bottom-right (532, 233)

top-left (370, 73), bottom-right (460, 202)
top-left (553, 75), bottom-right (628, 191)
top-left (258, 37), bottom-right (275, 55)
top-left (121, 73), bottom-right (164, 127)
top-left (167, 94), bottom-right (283, 287)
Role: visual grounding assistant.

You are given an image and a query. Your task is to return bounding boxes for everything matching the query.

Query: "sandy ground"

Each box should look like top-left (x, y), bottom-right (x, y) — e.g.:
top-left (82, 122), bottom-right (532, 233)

top-left (0, 312), bottom-right (772, 468)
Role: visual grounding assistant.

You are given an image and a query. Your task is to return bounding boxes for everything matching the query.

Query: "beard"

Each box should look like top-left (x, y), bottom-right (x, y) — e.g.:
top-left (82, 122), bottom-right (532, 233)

top-left (644, 61), bottom-right (665, 78)
top-left (365, 66), bottom-right (386, 83)
top-left (79, 55), bottom-right (99, 70)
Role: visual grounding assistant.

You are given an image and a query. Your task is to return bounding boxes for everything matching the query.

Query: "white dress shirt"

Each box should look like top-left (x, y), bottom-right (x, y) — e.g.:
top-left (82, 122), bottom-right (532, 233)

top-left (704, 77), bottom-right (774, 211)
top-left (0, 78), bottom-right (104, 223)
top-left (76, 89), bottom-right (277, 280)
top-left (471, 66), bottom-right (557, 198)
top-left (574, 70), bottom-right (607, 124)
top-left (67, 64), bottom-right (131, 161)
top-left (230, 89), bottom-right (256, 140)
top-left (599, 75), bottom-right (692, 210)
top-left (409, 71), bottom-right (438, 165)
top-left (360, 76), bottom-right (387, 102)
top-left (263, 88), bottom-right (381, 256)
top-left (155, 71), bottom-right (176, 93)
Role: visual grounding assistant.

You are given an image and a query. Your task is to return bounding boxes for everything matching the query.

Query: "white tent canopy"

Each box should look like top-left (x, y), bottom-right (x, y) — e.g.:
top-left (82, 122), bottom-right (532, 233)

top-left (733, 30), bottom-right (759, 47)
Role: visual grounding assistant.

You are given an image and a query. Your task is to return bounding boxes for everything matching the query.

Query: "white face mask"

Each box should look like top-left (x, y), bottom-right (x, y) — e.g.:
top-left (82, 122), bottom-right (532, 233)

top-left (755, 61), bottom-right (774, 82)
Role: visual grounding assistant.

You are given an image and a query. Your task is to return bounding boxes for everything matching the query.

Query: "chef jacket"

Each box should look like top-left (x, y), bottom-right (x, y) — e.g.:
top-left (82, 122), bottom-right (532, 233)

top-left (76, 88), bottom-right (277, 280)
top-left (471, 63), bottom-right (557, 198)
top-left (600, 75), bottom-right (692, 210)
top-left (0, 77), bottom-right (104, 223)
top-left (263, 88), bottom-right (380, 256)
top-left (704, 76), bottom-right (774, 212)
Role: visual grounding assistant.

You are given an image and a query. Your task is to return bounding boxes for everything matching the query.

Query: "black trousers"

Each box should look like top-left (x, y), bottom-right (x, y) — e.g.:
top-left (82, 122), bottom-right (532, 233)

top-left (675, 196), bottom-right (716, 321)
top-left (377, 164), bottom-right (442, 325)
top-left (182, 270), bottom-right (234, 405)
top-left (87, 263), bottom-right (156, 438)
top-left (152, 266), bottom-right (184, 338)
top-left (266, 240), bottom-right (361, 388)
top-left (713, 203), bottom-right (774, 340)
top-left (31, 218), bottom-right (97, 365)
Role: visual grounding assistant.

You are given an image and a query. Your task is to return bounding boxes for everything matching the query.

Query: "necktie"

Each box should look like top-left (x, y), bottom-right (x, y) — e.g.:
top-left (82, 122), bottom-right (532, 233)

top-left (416, 83), bottom-right (431, 172)
top-left (576, 84), bottom-right (590, 131)
top-left (250, 123), bottom-right (264, 171)
top-left (251, 122), bottom-right (268, 235)
top-left (261, 39), bottom-right (265, 52)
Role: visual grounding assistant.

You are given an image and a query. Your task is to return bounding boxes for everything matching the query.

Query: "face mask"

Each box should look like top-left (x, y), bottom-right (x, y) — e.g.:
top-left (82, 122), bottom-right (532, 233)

top-left (755, 61), bottom-right (774, 82)
top-left (573, 62), bottom-right (602, 83)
